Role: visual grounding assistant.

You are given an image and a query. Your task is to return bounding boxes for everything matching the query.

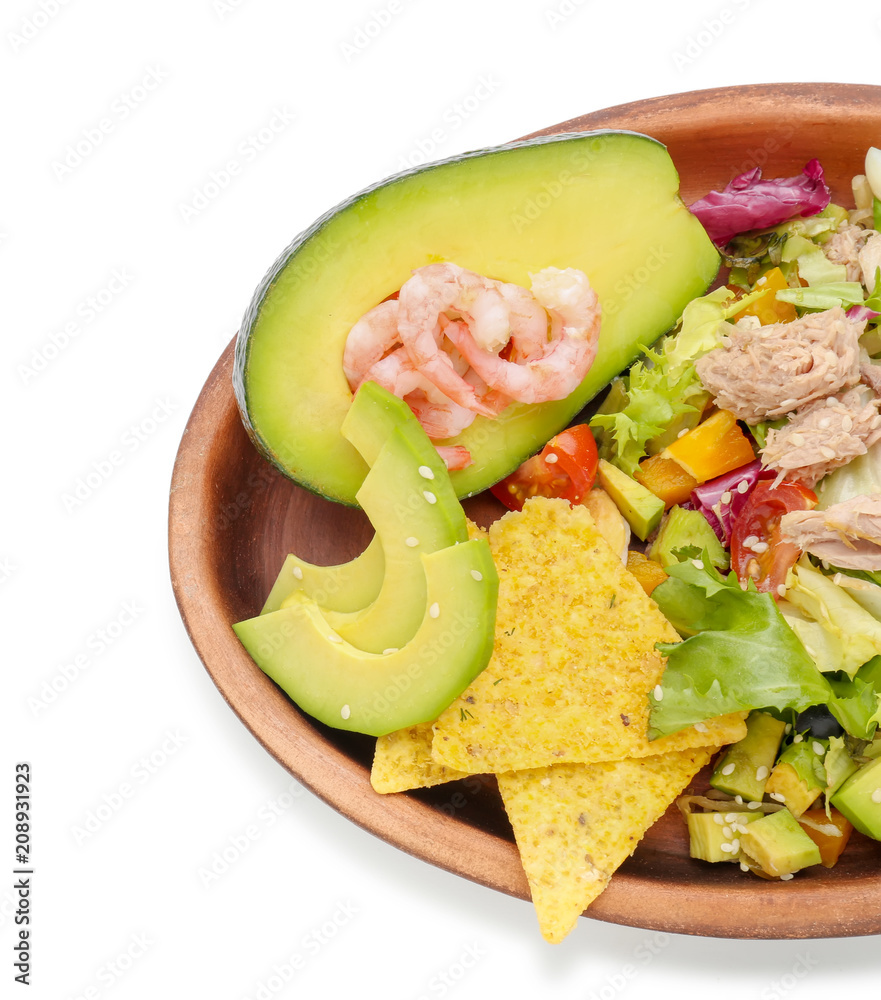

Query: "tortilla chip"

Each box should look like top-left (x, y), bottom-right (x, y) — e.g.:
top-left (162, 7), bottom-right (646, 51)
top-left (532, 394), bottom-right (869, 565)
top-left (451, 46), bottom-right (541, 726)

top-left (497, 746), bottom-right (714, 943)
top-left (371, 722), bottom-right (472, 793)
top-left (432, 498), bottom-right (745, 773)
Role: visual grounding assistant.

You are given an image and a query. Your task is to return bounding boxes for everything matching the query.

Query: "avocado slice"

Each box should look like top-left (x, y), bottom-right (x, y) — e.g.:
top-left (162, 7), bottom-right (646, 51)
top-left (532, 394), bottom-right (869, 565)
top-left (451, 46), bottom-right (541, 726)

top-left (235, 131), bottom-right (719, 505)
top-left (709, 711), bottom-right (787, 803)
top-left (233, 540), bottom-right (498, 736)
top-left (261, 542), bottom-right (384, 615)
top-left (764, 740), bottom-right (826, 818)
top-left (687, 810), bottom-right (762, 863)
top-left (649, 505), bottom-right (729, 571)
top-left (738, 809), bottom-right (822, 878)
top-left (596, 459), bottom-right (664, 540)
top-left (831, 756), bottom-right (881, 840)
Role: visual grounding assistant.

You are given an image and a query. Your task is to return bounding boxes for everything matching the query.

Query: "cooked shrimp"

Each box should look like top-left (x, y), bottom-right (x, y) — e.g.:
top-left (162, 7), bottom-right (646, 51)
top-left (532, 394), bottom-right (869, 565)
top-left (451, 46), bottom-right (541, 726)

top-left (342, 299), bottom-right (400, 390)
top-left (444, 267), bottom-right (601, 404)
top-left (495, 281), bottom-right (550, 362)
top-left (397, 263), bottom-right (507, 417)
top-left (435, 445), bottom-right (473, 470)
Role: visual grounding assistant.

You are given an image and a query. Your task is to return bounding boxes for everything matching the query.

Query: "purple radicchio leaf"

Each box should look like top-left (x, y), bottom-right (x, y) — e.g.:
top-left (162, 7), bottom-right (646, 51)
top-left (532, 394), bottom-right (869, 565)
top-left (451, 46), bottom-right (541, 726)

top-left (689, 159), bottom-right (831, 246)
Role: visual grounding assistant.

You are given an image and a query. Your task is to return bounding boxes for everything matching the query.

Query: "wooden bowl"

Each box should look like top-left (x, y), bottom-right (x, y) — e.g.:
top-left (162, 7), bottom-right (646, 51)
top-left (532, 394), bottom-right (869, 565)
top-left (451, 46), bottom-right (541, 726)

top-left (169, 83), bottom-right (881, 938)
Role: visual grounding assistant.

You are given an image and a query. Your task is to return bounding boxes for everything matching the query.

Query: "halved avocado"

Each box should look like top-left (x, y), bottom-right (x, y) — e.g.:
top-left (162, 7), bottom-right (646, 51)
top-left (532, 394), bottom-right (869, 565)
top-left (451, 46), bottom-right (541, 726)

top-left (235, 131), bottom-right (719, 505)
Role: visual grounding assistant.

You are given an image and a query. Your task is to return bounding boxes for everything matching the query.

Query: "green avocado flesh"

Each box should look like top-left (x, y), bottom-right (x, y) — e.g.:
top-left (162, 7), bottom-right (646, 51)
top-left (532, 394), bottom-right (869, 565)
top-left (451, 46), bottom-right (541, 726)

top-left (235, 131), bottom-right (720, 505)
top-left (260, 541), bottom-right (384, 615)
top-left (234, 540), bottom-right (498, 737)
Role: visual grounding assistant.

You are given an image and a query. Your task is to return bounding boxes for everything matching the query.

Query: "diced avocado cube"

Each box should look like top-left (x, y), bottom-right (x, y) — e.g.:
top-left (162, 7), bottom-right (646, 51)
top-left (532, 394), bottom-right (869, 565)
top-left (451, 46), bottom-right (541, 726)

top-left (649, 505), bottom-right (729, 570)
top-left (739, 809), bottom-right (822, 878)
top-left (710, 711), bottom-right (787, 802)
top-left (765, 739), bottom-right (826, 818)
top-left (831, 756), bottom-right (881, 840)
top-left (596, 459), bottom-right (664, 541)
top-left (686, 810), bottom-right (762, 863)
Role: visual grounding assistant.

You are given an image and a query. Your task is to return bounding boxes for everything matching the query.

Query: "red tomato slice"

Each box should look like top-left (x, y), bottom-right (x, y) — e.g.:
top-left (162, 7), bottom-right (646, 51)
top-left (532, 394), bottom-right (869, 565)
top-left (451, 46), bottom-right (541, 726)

top-left (490, 424), bottom-right (598, 512)
top-left (730, 479), bottom-right (817, 595)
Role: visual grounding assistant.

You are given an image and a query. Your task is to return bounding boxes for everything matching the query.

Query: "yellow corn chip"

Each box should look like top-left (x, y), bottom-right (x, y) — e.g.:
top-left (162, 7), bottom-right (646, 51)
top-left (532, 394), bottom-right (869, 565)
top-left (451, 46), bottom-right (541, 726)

top-left (497, 746), bottom-right (714, 943)
top-left (432, 498), bottom-right (745, 773)
top-left (371, 722), bottom-right (472, 793)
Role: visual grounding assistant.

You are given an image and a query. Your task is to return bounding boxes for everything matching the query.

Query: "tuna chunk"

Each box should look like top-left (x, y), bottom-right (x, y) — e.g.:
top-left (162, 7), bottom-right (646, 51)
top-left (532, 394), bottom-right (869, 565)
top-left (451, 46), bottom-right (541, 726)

top-left (859, 232), bottom-right (881, 289)
top-left (824, 224), bottom-right (878, 283)
top-left (695, 307), bottom-right (864, 424)
top-left (780, 493), bottom-right (881, 570)
top-left (761, 387), bottom-right (881, 488)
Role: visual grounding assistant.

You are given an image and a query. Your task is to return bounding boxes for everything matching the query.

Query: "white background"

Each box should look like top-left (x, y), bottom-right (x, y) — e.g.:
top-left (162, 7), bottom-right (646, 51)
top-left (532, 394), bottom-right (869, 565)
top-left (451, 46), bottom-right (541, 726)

top-left (4, 1), bottom-right (880, 997)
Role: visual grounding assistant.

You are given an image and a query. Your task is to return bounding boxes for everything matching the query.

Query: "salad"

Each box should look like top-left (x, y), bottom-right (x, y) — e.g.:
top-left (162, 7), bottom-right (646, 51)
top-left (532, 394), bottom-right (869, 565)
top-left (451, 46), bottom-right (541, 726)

top-left (488, 150), bottom-right (881, 877)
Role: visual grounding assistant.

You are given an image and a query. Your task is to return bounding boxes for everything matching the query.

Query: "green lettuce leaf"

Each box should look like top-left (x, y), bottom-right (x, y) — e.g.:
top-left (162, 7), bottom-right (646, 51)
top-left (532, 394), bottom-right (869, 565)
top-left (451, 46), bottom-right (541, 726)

top-left (827, 658), bottom-right (881, 741)
top-left (649, 557), bottom-right (834, 738)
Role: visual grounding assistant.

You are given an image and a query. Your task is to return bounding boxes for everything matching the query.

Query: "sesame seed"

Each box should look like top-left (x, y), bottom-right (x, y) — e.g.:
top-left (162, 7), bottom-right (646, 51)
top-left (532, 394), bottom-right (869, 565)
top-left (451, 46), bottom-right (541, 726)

top-left (721, 763), bottom-right (736, 776)
top-left (737, 479), bottom-right (750, 494)
top-left (734, 795), bottom-right (744, 804)
top-left (720, 491), bottom-right (732, 505)
top-left (677, 428), bottom-right (689, 438)
top-left (740, 862), bottom-right (750, 872)
top-left (418, 465), bottom-right (435, 480)
top-left (695, 722), bottom-right (708, 733)
top-left (827, 396), bottom-right (839, 408)
top-left (818, 417), bottom-right (831, 429)
top-left (872, 788), bottom-right (881, 804)
top-left (405, 536), bottom-right (420, 547)
top-left (730, 838), bottom-right (740, 853)
top-left (653, 684), bottom-right (664, 701)
top-left (747, 800), bottom-right (761, 810)
top-left (769, 792), bottom-right (786, 803)
top-left (757, 276), bottom-right (767, 285)
top-left (742, 535), bottom-right (759, 548)
top-left (777, 584), bottom-right (787, 597)
top-left (752, 541), bottom-right (769, 554)
top-left (340, 704), bottom-right (351, 720)
top-left (470, 570), bottom-right (483, 581)
top-left (382, 647), bottom-right (398, 655)
top-left (819, 446), bottom-right (836, 460)
top-left (292, 566), bottom-right (304, 580)
top-left (756, 766), bottom-right (769, 781)
top-left (793, 734), bottom-right (803, 743)
top-left (723, 826), bottom-right (733, 838)
top-left (812, 741), bottom-right (825, 755)
top-left (780, 873), bottom-right (794, 881)
top-left (779, 398), bottom-right (798, 408)
top-left (784, 724), bottom-right (792, 734)
top-left (423, 490), bottom-right (437, 504)
top-left (429, 602), bottom-right (440, 618)
top-left (720, 842), bottom-right (735, 854)
top-left (725, 813), bottom-right (738, 823)
top-left (713, 813), bottom-right (725, 825)
top-left (788, 433), bottom-right (805, 447)
top-left (328, 632), bottom-right (343, 644)
top-left (545, 452), bottom-right (559, 463)
top-left (692, 558), bottom-right (704, 569)
top-left (842, 415), bottom-right (854, 432)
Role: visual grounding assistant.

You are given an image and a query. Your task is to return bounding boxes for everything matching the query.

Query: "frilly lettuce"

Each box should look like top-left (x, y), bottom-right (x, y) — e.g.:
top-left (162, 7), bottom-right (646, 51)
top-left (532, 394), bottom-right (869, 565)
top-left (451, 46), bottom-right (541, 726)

top-left (591, 287), bottom-right (768, 476)
top-left (649, 557), bottom-right (833, 738)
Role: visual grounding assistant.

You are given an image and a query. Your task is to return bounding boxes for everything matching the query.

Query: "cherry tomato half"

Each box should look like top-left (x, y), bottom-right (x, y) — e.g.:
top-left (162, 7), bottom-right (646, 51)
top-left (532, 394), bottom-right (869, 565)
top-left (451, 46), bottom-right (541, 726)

top-left (729, 479), bottom-right (817, 595)
top-left (490, 424), bottom-right (598, 512)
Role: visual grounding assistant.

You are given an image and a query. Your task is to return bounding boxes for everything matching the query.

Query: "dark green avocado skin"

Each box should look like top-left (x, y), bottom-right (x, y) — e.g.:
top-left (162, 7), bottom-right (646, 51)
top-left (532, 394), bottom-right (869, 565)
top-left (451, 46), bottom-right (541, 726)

top-left (234, 130), bottom-right (720, 506)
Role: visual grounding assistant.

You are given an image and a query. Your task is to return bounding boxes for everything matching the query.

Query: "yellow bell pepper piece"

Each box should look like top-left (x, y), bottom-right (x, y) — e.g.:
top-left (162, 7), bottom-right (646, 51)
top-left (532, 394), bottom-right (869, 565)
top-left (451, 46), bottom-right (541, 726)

top-left (661, 409), bottom-right (756, 484)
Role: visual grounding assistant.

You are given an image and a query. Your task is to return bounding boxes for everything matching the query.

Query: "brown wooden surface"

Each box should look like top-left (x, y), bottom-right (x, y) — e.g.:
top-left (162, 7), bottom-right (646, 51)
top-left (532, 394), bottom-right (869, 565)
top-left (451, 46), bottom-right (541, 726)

top-left (169, 83), bottom-right (881, 939)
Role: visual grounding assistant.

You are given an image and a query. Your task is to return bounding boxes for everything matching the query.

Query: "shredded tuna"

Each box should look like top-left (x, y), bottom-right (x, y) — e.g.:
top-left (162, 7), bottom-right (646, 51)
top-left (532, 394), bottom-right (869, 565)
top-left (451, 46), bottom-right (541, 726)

top-left (861, 362), bottom-right (881, 397)
top-left (780, 493), bottom-right (881, 570)
top-left (761, 387), bottom-right (881, 488)
top-left (824, 224), bottom-right (878, 283)
top-left (695, 307), bottom-right (864, 424)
